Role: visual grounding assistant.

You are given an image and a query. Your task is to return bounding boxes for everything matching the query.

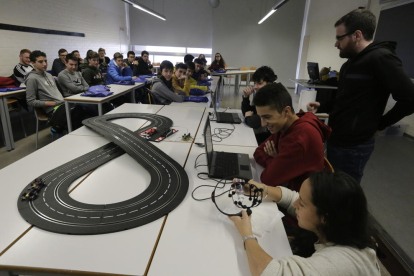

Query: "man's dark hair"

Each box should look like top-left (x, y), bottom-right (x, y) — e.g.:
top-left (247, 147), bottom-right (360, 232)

top-left (184, 54), bottom-right (194, 63)
top-left (141, 50), bottom-right (149, 56)
top-left (114, 52), bottom-right (123, 60)
top-left (58, 48), bottom-right (67, 55)
top-left (253, 83), bottom-right (294, 113)
top-left (71, 50), bottom-right (79, 55)
top-left (186, 61), bottom-right (195, 72)
top-left (127, 51), bottom-right (135, 57)
top-left (194, 58), bottom-right (203, 65)
top-left (200, 58), bottom-right (207, 65)
top-left (160, 60), bottom-right (174, 72)
top-left (252, 66), bottom-right (278, 83)
top-left (175, 63), bottom-right (187, 70)
top-left (86, 51), bottom-right (100, 62)
top-left (30, 50), bottom-right (46, 62)
top-left (335, 9), bottom-right (376, 41)
top-left (66, 53), bottom-right (79, 64)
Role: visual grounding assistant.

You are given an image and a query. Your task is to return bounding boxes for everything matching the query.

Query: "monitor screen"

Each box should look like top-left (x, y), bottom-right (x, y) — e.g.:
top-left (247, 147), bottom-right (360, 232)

top-left (203, 117), bottom-right (214, 169)
top-left (307, 62), bottom-right (320, 82)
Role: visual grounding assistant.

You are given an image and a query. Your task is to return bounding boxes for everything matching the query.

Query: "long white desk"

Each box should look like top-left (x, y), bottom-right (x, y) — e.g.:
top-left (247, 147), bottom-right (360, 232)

top-left (64, 82), bottom-right (146, 132)
top-left (0, 103), bottom-right (291, 275)
top-left (0, 89), bottom-right (26, 151)
top-left (211, 70), bottom-right (256, 95)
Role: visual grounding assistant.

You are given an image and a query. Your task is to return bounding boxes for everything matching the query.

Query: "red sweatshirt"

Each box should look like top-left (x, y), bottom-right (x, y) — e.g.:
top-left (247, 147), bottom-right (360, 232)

top-left (254, 112), bottom-right (331, 192)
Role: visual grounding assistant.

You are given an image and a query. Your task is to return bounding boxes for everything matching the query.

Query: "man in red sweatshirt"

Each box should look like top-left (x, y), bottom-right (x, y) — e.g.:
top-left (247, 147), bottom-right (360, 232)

top-left (253, 83), bottom-right (331, 192)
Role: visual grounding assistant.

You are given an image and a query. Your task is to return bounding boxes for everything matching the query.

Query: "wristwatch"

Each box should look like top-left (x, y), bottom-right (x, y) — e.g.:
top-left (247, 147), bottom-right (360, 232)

top-left (242, 235), bottom-right (258, 250)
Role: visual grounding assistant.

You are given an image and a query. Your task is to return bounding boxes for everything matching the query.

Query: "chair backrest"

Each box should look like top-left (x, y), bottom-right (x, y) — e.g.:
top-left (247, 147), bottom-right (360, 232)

top-left (323, 157), bottom-right (334, 172)
top-left (240, 67), bottom-right (249, 71)
top-left (34, 107), bottom-right (49, 121)
top-left (250, 67), bottom-right (257, 70)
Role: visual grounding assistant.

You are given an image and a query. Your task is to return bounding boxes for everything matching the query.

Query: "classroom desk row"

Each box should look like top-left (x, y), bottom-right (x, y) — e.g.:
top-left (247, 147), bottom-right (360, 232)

top-left (0, 103), bottom-right (292, 276)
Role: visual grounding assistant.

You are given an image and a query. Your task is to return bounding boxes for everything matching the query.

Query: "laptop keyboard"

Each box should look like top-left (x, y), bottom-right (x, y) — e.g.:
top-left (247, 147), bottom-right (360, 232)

top-left (213, 152), bottom-right (239, 176)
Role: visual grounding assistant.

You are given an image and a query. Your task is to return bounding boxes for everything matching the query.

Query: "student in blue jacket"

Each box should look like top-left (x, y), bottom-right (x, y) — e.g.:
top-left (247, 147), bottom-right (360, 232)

top-left (106, 52), bottom-right (137, 84)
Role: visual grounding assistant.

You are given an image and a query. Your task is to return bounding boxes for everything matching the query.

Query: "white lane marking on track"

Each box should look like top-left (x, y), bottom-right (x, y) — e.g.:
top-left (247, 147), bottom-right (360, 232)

top-left (66, 214), bottom-right (74, 217)
top-left (129, 210), bottom-right (138, 213)
top-left (50, 208), bottom-right (55, 211)
top-left (90, 217), bottom-right (100, 219)
top-left (141, 205), bottom-right (148, 209)
top-left (150, 201), bottom-right (157, 205)
top-left (164, 190), bottom-right (167, 194)
top-left (43, 198), bottom-right (46, 202)
top-left (57, 211), bottom-right (64, 215)
top-left (104, 216), bottom-right (113, 218)
top-left (45, 203), bottom-right (49, 207)
top-left (44, 187), bottom-right (48, 191)
top-left (117, 213), bottom-right (126, 216)
top-left (78, 216), bottom-right (87, 218)
top-left (158, 195), bottom-right (163, 200)
top-left (168, 184), bottom-right (170, 188)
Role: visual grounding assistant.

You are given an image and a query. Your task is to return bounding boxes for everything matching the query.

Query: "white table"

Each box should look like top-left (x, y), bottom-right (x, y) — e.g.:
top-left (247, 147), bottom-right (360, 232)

top-left (212, 70), bottom-right (256, 95)
top-left (148, 145), bottom-right (292, 276)
top-left (0, 89), bottom-right (26, 151)
top-left (64, 82), bottom-right (145, 132)
top-left (289, 78), bottom-right (338, 95)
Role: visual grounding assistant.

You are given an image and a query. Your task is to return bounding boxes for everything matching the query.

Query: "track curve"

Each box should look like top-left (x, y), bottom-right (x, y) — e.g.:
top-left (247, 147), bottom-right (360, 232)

top-left (18, 113), bottom-right (189, 235)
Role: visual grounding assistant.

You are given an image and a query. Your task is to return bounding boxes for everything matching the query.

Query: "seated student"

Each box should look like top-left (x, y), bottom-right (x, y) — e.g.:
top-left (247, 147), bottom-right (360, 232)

top-left (229, 171), bottom-right (380, 276)
top-left (191, 58), bottom-right (204, 81)
top-left (198, 54), bottom-right (206, 59)
top-left (184, 54), bottom-right (194, 64)
top-left (208, 53), bottom-right (227, 72)
top-left (72, 50), bottom-right (86, 71)
top-left (124, 51), bottom-right (139, 76)
top-left (151, 60), bottom-right (185, 105)
top-left (51, 48), bottom-right (68, 77)
top-left (82, 51), bottom-right (105, 86)
top-left (253, 83), bottom-right (331, 192)
top-left (26, 50), bottom-right (88, 132)
top-left (106, 52), bottom-right (137, 85)
top-left (136, 51), bottom-right (154, 75)
top-left (172, 63), bottom-right (192, 96)
top-left (187, 61), bottom-right (208, 92)
top-left (98, 48), bottom-right (110, 73)
top-left (12, 49), bottom-right (34, 85)
top-left (200, 58), bottom-right (210, 75)
top-left (242, 66), bottom-right (277, 144)
top-left (58, 53), bottom-right (89, 97)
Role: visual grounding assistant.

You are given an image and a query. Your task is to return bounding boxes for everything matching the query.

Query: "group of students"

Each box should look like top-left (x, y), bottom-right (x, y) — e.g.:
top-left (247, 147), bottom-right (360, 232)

top-left (227, 9), bottom-right (414, 276)
top-left (5, 8), bottom-right (414, 276)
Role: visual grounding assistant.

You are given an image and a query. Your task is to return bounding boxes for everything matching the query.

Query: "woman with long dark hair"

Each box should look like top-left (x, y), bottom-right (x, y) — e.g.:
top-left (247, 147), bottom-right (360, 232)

top-left (208, 52), bottom-right (227, 71)
top-left (229, 171), bottom-right (380, 276)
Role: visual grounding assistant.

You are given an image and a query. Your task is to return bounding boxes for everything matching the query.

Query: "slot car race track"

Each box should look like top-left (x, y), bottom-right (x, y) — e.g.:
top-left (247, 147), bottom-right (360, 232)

top-left (17, 113), bottom-right (189, 235)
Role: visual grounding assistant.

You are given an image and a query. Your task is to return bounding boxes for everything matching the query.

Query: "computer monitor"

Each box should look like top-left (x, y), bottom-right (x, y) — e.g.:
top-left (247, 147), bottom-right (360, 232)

top-left (307, 62), bottom-right (320, 83)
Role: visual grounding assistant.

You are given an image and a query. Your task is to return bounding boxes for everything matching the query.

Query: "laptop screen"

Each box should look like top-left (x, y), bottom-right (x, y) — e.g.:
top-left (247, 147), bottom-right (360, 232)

top-left (203, 117), bottom-right (214, 168)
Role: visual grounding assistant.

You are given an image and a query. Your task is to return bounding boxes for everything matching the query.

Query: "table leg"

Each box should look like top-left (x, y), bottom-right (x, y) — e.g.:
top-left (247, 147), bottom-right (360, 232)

top-left (247, 74), bottom-right (251, 86)
top-left (65, 102), bottom-right (73, 133)
top-left (98, 104), bottom-right (103, 116)
top-left (131, 89), bottom-right (136, 103)
top-left (0, 97), bottom-right (13, 151)
top-left (234, 75), bottom-right (240, 96)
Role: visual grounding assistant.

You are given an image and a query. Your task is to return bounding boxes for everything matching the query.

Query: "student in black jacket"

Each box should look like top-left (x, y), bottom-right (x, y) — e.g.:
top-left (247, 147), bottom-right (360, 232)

top-left (124, 51), bottom-right (139, 76)
top-left (51, 48), bottom-right (67, 77)
top-left (307, 9), bottom-right (414, 183)
top-left (136, 50), bottom-right (154, 75)
top-left (241, 66), bottom-right (277, 144)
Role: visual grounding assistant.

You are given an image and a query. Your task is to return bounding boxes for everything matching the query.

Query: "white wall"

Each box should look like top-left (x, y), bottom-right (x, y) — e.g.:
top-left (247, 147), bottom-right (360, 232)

top-left (211, 0), bottom-right (306, 87)
top-left (129, 0), bottom-right (213, 48)
top-left (0, 0), bottom-right (129, 76)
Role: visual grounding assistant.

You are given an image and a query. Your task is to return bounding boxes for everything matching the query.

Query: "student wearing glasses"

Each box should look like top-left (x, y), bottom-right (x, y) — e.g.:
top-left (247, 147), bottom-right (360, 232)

top-left (229, 171), bottom-right (380, 276)
top-left (208, 53), bottom-right (227, 72)
top-left (51, 48), bottom-right (68, 77)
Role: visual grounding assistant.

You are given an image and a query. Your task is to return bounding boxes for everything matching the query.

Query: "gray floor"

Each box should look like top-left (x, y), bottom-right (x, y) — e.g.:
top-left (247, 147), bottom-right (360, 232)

top-left (0, 83), bottom-right (397, 275)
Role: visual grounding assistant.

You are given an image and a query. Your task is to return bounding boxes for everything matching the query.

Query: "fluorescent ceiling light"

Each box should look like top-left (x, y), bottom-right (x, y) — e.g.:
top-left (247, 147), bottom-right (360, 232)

top-left (122, 0), bottom-right (166, 21)
top-left (258, 9), bottom-right (276, 24)
top-left (258, 0), bottom-right (288, 25)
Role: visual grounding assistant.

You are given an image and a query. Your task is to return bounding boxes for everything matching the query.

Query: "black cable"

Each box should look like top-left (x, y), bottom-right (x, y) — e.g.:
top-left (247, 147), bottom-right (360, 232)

top-left (212, 124), bottom-right (235, 142)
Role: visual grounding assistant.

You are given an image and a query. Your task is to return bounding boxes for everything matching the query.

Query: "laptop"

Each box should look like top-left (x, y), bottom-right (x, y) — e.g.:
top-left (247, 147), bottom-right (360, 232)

top-left (213, 78), bottom-right (242, 124)
top-left (204, 117), bottom-right (253, 179)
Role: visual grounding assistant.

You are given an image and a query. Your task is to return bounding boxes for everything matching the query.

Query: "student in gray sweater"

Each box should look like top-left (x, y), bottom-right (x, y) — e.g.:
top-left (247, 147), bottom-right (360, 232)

top-left (58, 53), bottom-right (89, 97)
top-left (229, 171), bottom-right (380, 276)
top-left (151, 60), bottom-right (185, 105)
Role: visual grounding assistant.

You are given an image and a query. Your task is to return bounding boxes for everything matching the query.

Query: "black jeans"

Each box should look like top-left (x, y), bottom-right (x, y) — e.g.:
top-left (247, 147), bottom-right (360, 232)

top-left (327, 137), bottom-right (375, 183)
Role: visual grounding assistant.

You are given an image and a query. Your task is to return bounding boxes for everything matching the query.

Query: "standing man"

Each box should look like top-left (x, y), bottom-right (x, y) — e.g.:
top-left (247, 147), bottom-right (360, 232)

top-left (12, 49), bottom-right (34, 85)
top-left (307, 9), bottom-right (414, 183)
top-left (51, 48), bottom-right (68, 77)
top-left (136, 51), bottom-right (154, 75)
top-left (124, 51), bottom-right (139, 76)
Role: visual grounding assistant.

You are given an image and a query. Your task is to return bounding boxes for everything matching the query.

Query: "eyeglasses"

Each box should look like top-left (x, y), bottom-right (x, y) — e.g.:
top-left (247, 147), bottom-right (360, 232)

top-left (215, 56), bottom-right (220, 58)
top-left (336, 31), bottom-right (355, 41)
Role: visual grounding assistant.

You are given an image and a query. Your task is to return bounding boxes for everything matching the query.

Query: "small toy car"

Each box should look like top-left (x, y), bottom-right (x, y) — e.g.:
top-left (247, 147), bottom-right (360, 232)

top-left (155, 129), bottom-right (178, 142)
top-left (21, 178), bottom-right (45, 201)
top-left (139, 127), bottom-right (157, 139)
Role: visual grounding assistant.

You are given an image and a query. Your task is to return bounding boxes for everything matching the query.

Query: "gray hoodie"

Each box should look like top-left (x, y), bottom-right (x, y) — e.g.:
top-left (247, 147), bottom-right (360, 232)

top-left (25, 70), bottom-right (64, 114)
top-left (58, 69), bottom-right (90, 97)
top-left (151, 77), bottom-right (185, 105)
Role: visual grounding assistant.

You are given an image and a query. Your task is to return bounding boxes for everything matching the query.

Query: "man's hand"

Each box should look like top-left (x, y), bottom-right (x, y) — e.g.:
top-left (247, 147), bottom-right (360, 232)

top-left (133, 60), bottom-right (139, 65)
top-left (264, 140), bottom-right (277, 157)
top-left (132, 76), bottom-right (138, 79)
top-left (243, 86), bottom-right (254, 98)
top-left (375, 129), bottom-right (385, 136)
top-left (307, 101), bottom-right (320, 114)
top-left (45, 101), bottom-right (57, 106)
top-left (228, 210), bottom-right (253, 238)
top-left (148, 60), bottom-right (152, 65)
top-left (245, 111), bottom-right (254, 117)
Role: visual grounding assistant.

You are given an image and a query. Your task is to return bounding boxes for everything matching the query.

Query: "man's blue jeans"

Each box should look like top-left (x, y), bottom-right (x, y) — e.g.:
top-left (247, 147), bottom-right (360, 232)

top-left (327, 137), bottom-right (375, 183)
